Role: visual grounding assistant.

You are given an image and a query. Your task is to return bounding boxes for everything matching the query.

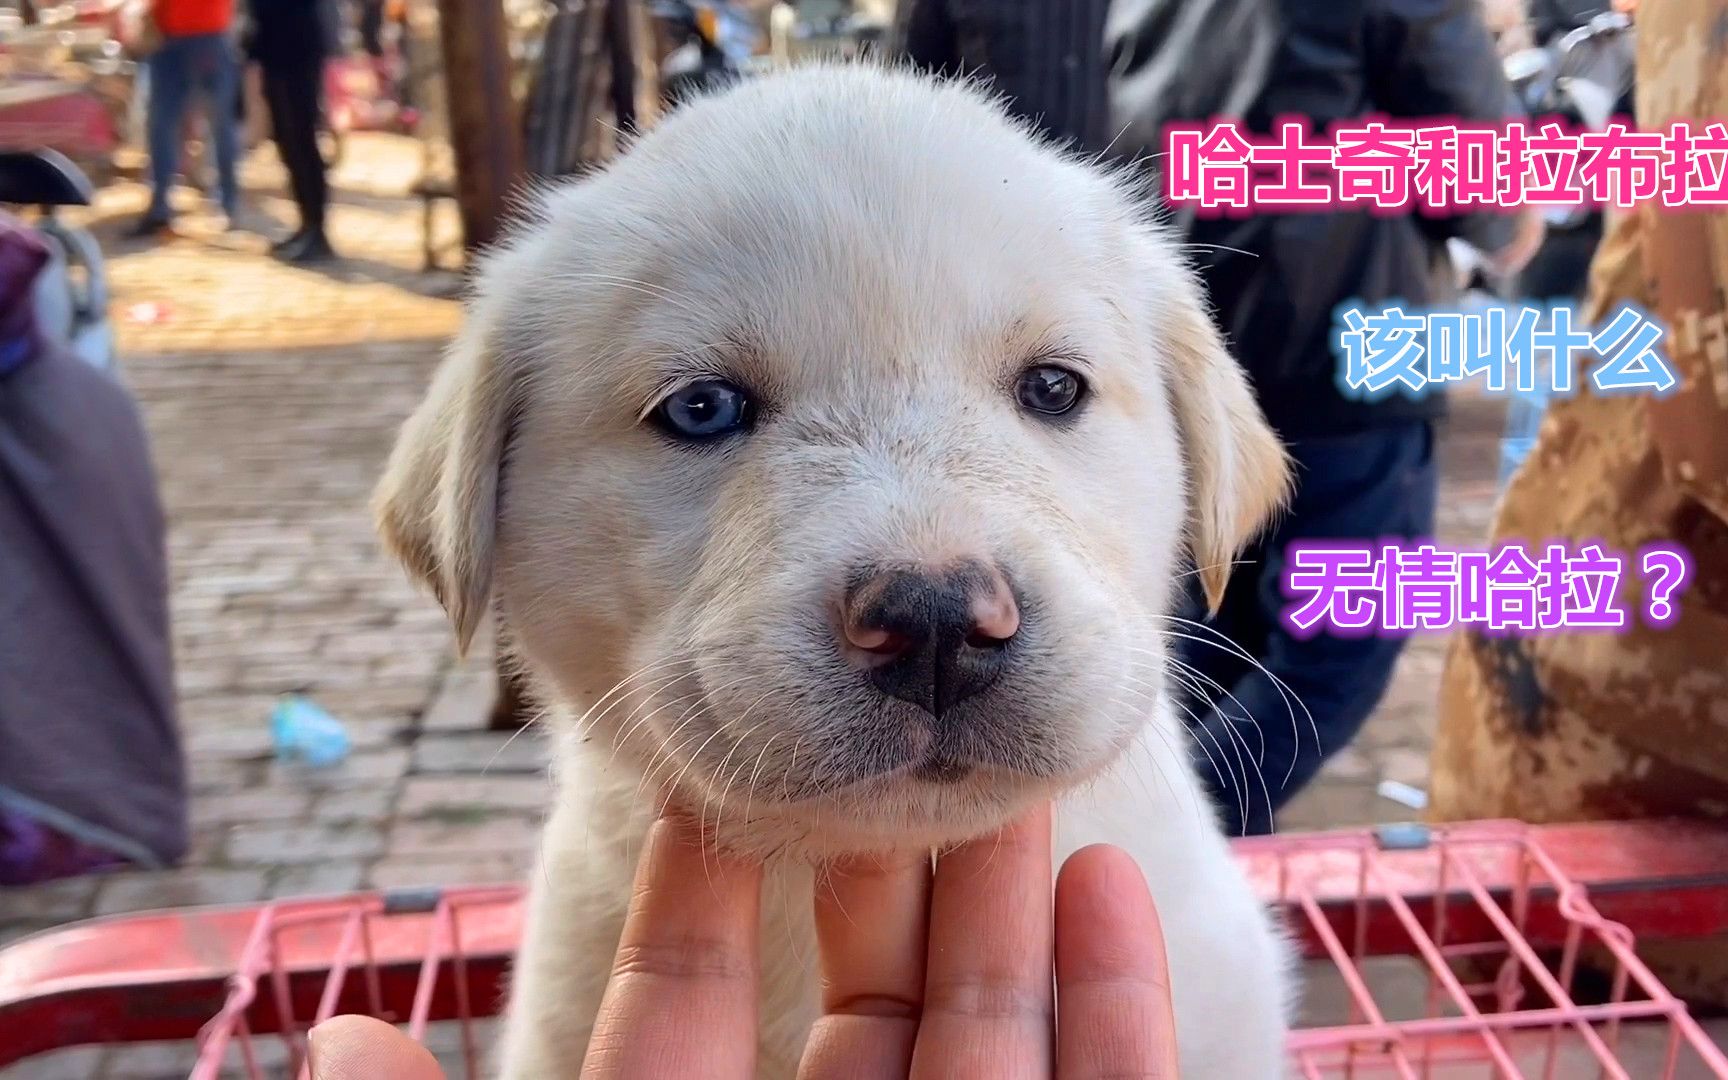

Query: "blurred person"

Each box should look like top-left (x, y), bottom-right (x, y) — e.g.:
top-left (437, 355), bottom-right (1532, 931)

top-left (128, 0), bottom-right (244, 235)
top-left (357, 0), bottom-right (384, 58)
top-left (246, 0), bottom-right (338, 262)
top-left (354, 0), bottom-right (399, 104)
top-left (1529, 0), bottom-right (1614, 42)
top-left (1103, 0), bottom-right (1541, 835)
top-left (891, 0), bottom-right (1114, 153)
top-left (1481, 0), bottom-right (1534, 55)
top-left (0, 215), bottom-right (186, 886)
top-left (1429, 0), bottom-right (1728, 1008)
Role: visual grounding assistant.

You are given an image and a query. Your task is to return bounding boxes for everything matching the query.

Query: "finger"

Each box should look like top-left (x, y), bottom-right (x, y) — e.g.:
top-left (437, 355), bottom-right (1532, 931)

top-left (797, 850), bottom-right (933, 1080)
top-left (581, 815), bottom-right (763, 1080)
top-left (1054, 845), bottom-right (1181, 1079)
top-left (306, 1014), bottom-right (444, 1080)
top-left (912, 802), bottom-right (1055, 1079)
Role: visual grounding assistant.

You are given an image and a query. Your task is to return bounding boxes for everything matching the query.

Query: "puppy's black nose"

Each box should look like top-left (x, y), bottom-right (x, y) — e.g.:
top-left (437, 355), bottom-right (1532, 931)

top-left (839, 561), bottom-right (1020, 718)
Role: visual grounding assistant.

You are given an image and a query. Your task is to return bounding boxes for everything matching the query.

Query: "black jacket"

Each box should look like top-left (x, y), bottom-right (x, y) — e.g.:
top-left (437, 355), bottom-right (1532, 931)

top-left (898, 0), bottom-right (1524, 440)
top-left (244, 0), bottom-right (337, 68)
top-left (892, 0), bottom-right (1115, 154)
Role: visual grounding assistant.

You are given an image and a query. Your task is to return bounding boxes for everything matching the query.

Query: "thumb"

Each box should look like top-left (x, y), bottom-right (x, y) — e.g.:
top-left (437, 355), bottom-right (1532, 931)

top-left (307, 1015), bottom-right (446, 1080)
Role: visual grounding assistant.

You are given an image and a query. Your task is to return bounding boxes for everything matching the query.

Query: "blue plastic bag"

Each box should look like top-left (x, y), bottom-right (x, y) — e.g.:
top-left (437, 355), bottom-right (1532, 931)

top-left (270, 694), bottom-right (351, 768)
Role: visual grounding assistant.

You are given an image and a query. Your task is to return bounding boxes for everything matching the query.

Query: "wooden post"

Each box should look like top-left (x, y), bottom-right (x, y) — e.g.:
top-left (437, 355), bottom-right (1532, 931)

top-left (432, 0), bottom-right (527, 726)
top-left (434, 0), bottom-right (523, 253)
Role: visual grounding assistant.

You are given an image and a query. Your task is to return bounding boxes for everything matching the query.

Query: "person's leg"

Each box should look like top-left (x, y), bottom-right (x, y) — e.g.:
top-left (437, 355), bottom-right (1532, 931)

top-left (261, 64), bottom-right (314, 242)
top-left (265, 59), bottom-right (333, 257)
top-left (199, 35), bottom-right (244, 218)
top-left (1184, 422), bottom-right (1439, 835)
top-left (295, 61), bottom-right (332, 238)
top-left (360, 0), bottom-right (385, 58)
top-left (394, 14), bottom-right (413, 110)
top-left (139, 38), bottom-right (193, 228)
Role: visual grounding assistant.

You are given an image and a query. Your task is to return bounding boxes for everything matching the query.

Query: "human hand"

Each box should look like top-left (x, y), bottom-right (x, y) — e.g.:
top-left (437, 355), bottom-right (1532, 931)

top-left (308, 803), bottom-right (1180, 1078)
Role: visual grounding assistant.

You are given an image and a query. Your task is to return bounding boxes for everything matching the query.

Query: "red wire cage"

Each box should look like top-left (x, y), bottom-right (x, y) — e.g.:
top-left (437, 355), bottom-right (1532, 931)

top-left (2, 818), bottom-right (1727, 1078)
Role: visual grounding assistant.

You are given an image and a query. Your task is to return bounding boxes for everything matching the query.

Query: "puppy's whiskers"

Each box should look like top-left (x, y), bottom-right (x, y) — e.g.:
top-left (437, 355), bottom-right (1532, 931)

top-left (738, 729), bottom-right (787, 843)
top-left (1153, 616), bottom-right (1319, 785)
top-left (631, 664), bottom-right (763, 799)
top-left (606, 662), bottom-right (739, 767)
top-left (701, 705), bottom-right (782, 864)
top-left (1149, 654), bottom-right (1277, 833)
top-left (1163, 655), bottom-right (1268, 763)
top-left (569, 654), bottom-right (702, 745)
top-left (1165, 684), bottom-right (1256, 834)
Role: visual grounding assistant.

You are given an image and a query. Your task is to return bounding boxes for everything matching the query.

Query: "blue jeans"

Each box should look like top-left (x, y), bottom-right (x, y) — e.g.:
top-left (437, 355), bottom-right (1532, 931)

top-left (144, 32), bottom-right (241, 220)
top-left (1174, 422), bottom-right (1438, 836)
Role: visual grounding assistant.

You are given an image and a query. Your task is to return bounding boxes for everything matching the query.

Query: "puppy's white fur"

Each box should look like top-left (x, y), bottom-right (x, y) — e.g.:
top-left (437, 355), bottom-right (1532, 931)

top-left (377, 63), bottom-right (1295, 1078)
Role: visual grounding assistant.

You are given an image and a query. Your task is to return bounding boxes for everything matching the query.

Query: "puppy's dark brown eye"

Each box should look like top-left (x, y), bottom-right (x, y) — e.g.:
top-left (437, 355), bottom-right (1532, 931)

top-left (1016, 364), bottom-right (1086, 416)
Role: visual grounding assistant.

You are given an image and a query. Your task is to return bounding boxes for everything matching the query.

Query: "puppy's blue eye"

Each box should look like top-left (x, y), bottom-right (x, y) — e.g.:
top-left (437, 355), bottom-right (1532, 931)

top-left (1016, 364), bottom-right (1086, 416)
top-left (653, 379), bottom-right (753, 441)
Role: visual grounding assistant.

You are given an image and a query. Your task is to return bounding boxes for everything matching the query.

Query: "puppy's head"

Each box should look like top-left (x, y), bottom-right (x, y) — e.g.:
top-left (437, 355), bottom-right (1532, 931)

top-left (376, 65), bottom-right (1287, 855)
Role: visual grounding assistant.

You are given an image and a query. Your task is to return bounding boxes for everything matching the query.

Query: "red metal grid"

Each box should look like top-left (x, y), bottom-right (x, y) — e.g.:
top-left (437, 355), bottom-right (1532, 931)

top-left (2, 819), bottom-right (1726, 1077)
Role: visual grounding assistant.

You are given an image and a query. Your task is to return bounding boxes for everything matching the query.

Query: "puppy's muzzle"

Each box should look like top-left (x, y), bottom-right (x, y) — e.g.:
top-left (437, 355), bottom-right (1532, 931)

top-left (839, 561), bottom-right (1020, 718)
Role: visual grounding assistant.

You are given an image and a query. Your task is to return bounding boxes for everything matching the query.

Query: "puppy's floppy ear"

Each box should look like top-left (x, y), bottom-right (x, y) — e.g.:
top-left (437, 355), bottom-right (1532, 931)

top-left (373, 308), bottom-right (515, 655)
top-left (1158, 274), bottom-right (1291, 614)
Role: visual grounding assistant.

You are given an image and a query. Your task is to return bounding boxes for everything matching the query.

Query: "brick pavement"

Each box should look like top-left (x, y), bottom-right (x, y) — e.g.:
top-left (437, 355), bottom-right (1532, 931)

top-left (0, 132), bottom-right (1508, 1078)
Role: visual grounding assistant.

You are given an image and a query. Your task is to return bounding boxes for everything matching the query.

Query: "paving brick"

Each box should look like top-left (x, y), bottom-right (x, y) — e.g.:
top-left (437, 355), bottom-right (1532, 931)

top-left (101, 1039), bottom-right (202, 1079)
top-left (267, 748), bottom-right (411, 792)
top-left (0, 921), bottom-right (55, 949)
top-left (1377, 746), bottom-right (1431, 788)
top-left (311, 787), bottom-right (399, 823)
top-left (387, 813), bottom-right (541, 858)
top-left (1277, 782), bottom-right (1383, 834)
top-left (398, 776), bottom-right (548, 816)
top-left (94, 867), bottom-right (272, 916)
top-left (228, 822), bottom-right (387, 865)
top-left (369, 852), bottom-right (533, 891)
top-left (0, 1044), bottom-right (110, 1080)
top-left (420, 667), bottom-right (497, 733)
top-left (179, 724), bottom-right (278, 762)
top-left (412, 731), bottom-right (550, 776)
top-left (332, 717), bottom-right (417, 752)
top-left (1314, 747), bottom-right (1374, 784)
top-left (0, 875), bottom-right (100, 922)
top-left (269, 860), bottom-right (369, 899)
top-left (186, 827), bottom-right (232, 865)
top-left (189, 790), bottom-right (312, 828)
top-left (179, 695), bottom-right (277, 734)
top-left (315, 684), bottom-right (440, 720)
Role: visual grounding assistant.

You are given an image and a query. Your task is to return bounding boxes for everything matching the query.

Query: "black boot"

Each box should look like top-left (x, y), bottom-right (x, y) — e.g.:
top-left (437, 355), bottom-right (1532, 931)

top-left (276, 230), bottom-right (336, 264)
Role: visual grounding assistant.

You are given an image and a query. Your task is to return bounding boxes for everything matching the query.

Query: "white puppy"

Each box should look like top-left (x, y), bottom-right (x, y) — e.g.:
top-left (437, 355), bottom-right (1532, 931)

top-left (376, 63), bottom-right (1295, 1078)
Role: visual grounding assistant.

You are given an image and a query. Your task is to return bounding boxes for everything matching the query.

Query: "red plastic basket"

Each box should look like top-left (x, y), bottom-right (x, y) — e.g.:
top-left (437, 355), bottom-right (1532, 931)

top-left (1240, 821), bottom-right (1728, 1077)
top-left (3, 819), bottom-right (1726, 1078)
